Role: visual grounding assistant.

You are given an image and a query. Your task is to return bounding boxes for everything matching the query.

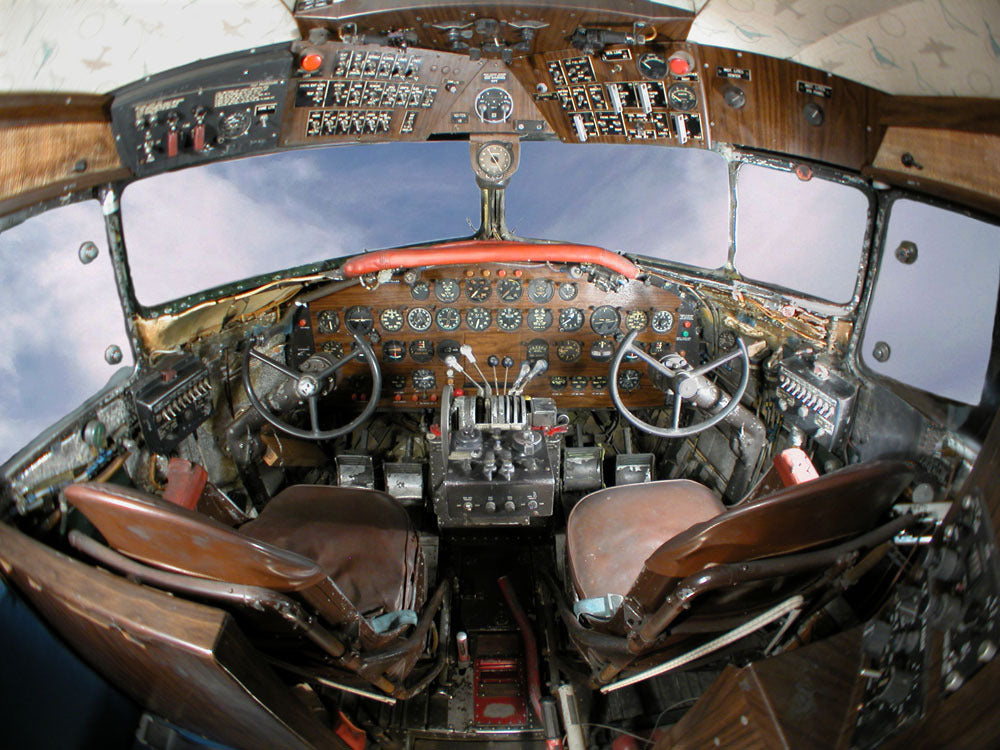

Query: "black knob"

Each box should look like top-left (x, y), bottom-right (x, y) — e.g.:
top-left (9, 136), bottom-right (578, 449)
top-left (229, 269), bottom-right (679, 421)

top-left (803, 101), bottom-right (825, 126)
top-left (723, 85), bottom-right (746, 109)
top-left (487, 355), bottom-right (500, 367)
top-left (501, 356), bottom-right (514, 368)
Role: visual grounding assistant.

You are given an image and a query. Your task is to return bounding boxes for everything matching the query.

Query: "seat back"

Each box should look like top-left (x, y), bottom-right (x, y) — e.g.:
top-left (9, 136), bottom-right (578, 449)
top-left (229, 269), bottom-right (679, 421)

top-left (643, 459), bottom-right (916, 581)
top-left (64, 482), bottom-right (326, 591)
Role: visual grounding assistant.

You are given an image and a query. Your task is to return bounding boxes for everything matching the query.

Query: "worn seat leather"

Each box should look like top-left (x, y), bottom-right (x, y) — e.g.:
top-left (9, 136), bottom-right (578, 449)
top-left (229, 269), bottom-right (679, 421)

top-left (241, 485), bottom-right (421, 617)
top-left (567, 480), bottom-right (725, 600)
top-left (64, 481), bottom-right (422, 625)
top-left (566, 460), bottom-right (916, 604)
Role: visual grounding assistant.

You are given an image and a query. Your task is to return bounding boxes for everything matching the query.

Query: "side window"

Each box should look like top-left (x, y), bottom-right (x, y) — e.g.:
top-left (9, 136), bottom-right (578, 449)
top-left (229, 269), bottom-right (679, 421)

top-left (0, 202), bottom-right (133, 462)
top-left (861, 199), bottom-right (1000, 405)
top-left (735, 164), bottom-right (869, 304)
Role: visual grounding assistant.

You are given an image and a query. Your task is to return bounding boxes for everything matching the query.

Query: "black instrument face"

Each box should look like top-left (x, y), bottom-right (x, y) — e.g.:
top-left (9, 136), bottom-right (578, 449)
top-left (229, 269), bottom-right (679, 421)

top-left (383, 340), bottom-right (406, 361)
top-left (317, 310), bottom-right (340, 334)
top-left (345, 305), bottom-right (374, 334)
top-left (409, 339), bottom-right (434, 362)
top-left (667, 82), bottom-right (697, 111)
top-left (558, 282), bottom-right (578, 301)
top-left (436, 307), bottom-right (461, 331)
top-left (466, 278), bottom-right (491, 302)
top-left (497, 279), bottom-right (523, 302)
top-left (559, 307), bottom-right (585, 332)
top-left (410, 281), bottom-right (430, 300)
top-left (651, 310), bottom-right (675, 333)
top-left (556, 339), bottom-right (582, 362)
top-left (380, 308), bottom-right (404, 331)
top-left (466, 307), bottom-right (492, 331)
top-left (475, 87), bottom-right (514, 123)
top-left (625, 309), bottom-right (649, 332)
top-left (407, 307), bottom-right (433, 332)
top-left (527, 308), bottom-right (553, 332)
top-left (435, 278), bottom-right (461, 303)
top-left (637, 52), bottom-right (668, 80)
top-left (497, 307), bottom-right (522, 331)
top-left (527, 278), bottom-right (554, 304)
top-left (590, 305), bottom-right (620, 336)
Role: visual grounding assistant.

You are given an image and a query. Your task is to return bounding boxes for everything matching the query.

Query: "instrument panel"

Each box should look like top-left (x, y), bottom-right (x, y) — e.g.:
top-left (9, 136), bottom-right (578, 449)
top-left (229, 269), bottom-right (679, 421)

top-left (307, 264), bottom-right (697, 409)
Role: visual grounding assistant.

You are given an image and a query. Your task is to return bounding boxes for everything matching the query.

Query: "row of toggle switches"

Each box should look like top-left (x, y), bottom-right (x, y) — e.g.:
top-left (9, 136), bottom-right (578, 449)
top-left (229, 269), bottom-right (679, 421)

top-left (777, 373), bottom-right (836, 421)
top-left (154, 377), bottom-right (212, 424)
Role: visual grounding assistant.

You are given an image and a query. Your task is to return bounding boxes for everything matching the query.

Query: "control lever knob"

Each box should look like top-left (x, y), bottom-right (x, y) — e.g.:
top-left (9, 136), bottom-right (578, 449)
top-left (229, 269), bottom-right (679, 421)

top-left (504, 500), bottom-right (516, 513)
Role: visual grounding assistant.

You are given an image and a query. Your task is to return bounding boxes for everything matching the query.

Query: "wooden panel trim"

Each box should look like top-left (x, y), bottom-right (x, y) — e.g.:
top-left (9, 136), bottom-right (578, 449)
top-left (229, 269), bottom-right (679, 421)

top-left (0, 93), bottom-right (112, 127)
top-left (874, 94), bottom-right (1000, 137)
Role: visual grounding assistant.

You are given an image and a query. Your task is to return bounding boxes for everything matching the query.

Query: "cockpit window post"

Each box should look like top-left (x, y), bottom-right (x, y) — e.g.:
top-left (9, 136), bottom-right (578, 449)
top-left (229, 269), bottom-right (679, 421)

top-left (99, 184), bottom-right (144, 366)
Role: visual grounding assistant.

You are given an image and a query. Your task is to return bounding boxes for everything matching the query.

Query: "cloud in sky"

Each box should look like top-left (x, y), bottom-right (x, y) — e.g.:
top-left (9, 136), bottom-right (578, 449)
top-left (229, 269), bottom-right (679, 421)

top-left (0, 201), bottom-right (132, 462)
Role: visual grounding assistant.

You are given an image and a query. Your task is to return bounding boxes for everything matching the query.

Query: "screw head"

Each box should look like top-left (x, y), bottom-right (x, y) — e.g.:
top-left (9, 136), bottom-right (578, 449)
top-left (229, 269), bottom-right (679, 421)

top-left (78, 241), bottom-right (99, 264)
top-left (895, 241), bottom-right (918, 264)
top-left (104, 345), bottom-right (123, 365)
top-left (872, 341), bottom-right (891, 363)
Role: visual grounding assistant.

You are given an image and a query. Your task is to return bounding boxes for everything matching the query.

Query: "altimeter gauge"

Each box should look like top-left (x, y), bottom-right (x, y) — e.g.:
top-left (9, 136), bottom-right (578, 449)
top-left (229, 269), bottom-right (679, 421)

top-left (472, 139), bottom-right (518, 185)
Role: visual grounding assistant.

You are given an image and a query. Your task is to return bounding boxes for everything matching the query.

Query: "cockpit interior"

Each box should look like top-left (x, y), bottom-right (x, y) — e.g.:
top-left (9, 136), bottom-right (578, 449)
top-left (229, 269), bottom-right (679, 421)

top-left (1, 2), bottom-right (1000, 748)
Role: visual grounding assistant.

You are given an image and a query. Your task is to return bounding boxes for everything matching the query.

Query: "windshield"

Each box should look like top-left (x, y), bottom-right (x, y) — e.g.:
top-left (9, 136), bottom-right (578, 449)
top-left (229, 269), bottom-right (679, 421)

top-left (122, 142), bottom-right (480, 305)
top-left (121, 141), bottom-right (869, 309)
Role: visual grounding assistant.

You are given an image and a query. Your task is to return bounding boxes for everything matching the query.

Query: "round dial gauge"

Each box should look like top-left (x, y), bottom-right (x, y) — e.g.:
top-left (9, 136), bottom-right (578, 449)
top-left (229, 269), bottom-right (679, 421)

top-left (558, 307), bottom-right (585, 332)
top-left (382, 340), bottom-right (406, 362)
top-left (569, 375), bottom-right (589, 391)
top-left (466, 307), bottom-right (492, 331)
top-left (591, 375), bottom-right (609, 390)
top-left (590, 305), bottom-right (621, 336)
top-left (466, 278), bottom-right (491, 302)
top-left (389, 374), bottom-right (407, 391)
top-left (497, 307), bottom-right (522, 331)
top-left (637, 52), bottom-right (668, 80)
top-left (651, 310), bottom-right (675, 334)
top-left (410, 281), bottom-right (430, 300)
top-left (558, 282), bottom-right (579, 301)
top-left (409, 339), bottom-right (434, 362)
top-left (437, 339), bottom-right (461, 362)
top-left (526, 339), bottom-right (549, 363)
top-left (434, 278), bottom-right (461, 303)
top-left (550, 375), bottom-right (568, 391)
top-left (476, 143), bottom-right (513, 179)
top-left (556, 339), bottom-right (582, 362)
top-left (625, 309), bottom-right (649, 332)
top-left (379, 308), bottom-right (404, 332)
top-left (497, 278), bottom-right (522, 302)
top-left (412, 369), bottom-right (436, 391)
top-left (317, 310), bottom-right (340, 334)
top-left (407, 307), bottom-right (433, 332)
top-left (321, 341), bottom-right (344, 357)
top-left (527, 308), bottom-right (553, 332)
top-left (527, 278), bottom-right (554, 303)
top-left (618, 369), bottom-right (642, 392)
top-left (475, 87), bottom-right (515, 123)
top-left (590, 339), bottom-right (615, 362)
top-left (624, 340), bottom-right (644, 362)
top-left (219, 110), bottom-right (252, 138)
top-left (345, 305), bottom-right (374, 335)
top-left (436, 307), bottom-right (461, 331)
top-left (667, 83), bottom-right (697, 111)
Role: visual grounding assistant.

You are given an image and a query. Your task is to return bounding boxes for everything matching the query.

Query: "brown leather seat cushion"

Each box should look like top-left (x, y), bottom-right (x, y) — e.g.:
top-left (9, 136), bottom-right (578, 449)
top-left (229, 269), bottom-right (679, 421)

top-left (567, 480), bottom-right (725, 600)
top-left (241, 485), bottom-right (420, 617)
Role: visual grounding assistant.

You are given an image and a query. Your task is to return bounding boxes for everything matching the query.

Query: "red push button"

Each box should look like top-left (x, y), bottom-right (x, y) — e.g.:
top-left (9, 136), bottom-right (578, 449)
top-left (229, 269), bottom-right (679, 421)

top-left (301, 52), bottom-right (323, 72)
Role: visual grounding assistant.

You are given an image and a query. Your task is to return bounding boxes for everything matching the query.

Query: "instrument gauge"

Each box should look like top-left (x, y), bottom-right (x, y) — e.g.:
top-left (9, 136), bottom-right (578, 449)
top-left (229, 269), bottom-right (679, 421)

top-left (591, 375), bottom-right (609, 390)
top-left (667, 82), bottom-right (698, 111)
top-left (624, 341), bottom-right (645, 362)
top-left (379, 308), bottom-right (404, 332)
top-left (527, 278), bottom-right (554, 303)
top-left (434, 278), bottom-right (461, 303)
top-left (637, 52), bottom-right (668, 80)
top-left (550, 375), bottom-right (568, 391)
top-left (317, 310), bottom-right (340, 334)
top-left (389, 374), bottom-right (407, 391)
top-left (474, 87), bottom-right (515, 123)
top-left (497, 278), bottom-right (523, 302)
top-left (409, 339), bottom-right (434, 362)
top-left (466, 278), bottom-right (491, 302)
top-left (526, 339), bottom-right (549, 363)
top-left (569, 375), bottom-right (589, 391)
top-left (558, 282), bottom-right (579, 301)
top-left (590, 305), bottom-right (621, 336)
top-left (345, 305), bottom-right (374, 335)
top-left (497, 307), bottom-right (522, 331)
top-left (590, 339), bottom-right (615, 362)
top-left (407, 307), bottom-right (433, 332)
top-left (219, 110), bottom-right (252, 138)
top-left (651, 310), bottom-right (675, 334)
top-left (466, 307), bottom-right (492, 332)
top-left (321, 341), bottom-right (344, 357)
top-left (649, 340), bottom-right (672, 359)
top-left (410, 281), bottom-right (430, 300)
top-left (437, 339), bottom-right (461, 362)
top-left (436, 307), bottom-right (461, 331)
top-left (476, 142), bottom-right (513, 180)
top-left (412, 369), bottom-right (436, 391)
top-left (382, 340), bottom-right (406, 362)
top-left (558, 307), bottom-right (585, 332)
top-left (617, 369), bottom-right (642, 392)
top-left (625, 309), bottom-right (649, 332)
top-left (556, 340), bottom-right (583, 362)
top-left (527, 308), bottom-right (553, 332)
